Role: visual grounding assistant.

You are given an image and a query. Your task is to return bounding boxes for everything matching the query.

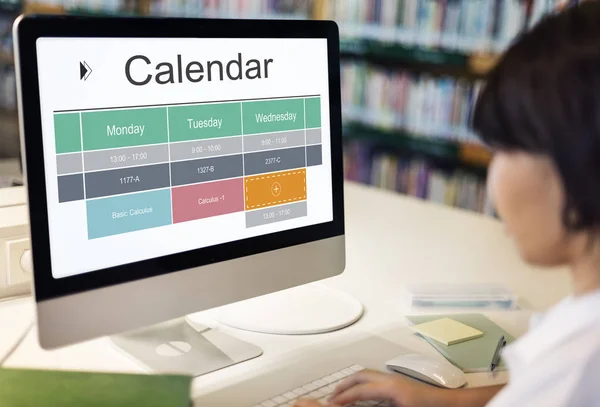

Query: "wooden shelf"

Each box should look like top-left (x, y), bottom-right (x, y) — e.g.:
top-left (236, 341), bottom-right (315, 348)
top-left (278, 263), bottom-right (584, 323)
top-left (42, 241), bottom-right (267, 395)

top-left (24, 2), bottom-right (149, 16)
top-left (459, 142), bottom-right (493, 168)
top-left (469, 53), bottom-right (500, 75)
top-left (340, 39), bottom-right (499, 77)
top-left (343, 122), bottom-right (490, 171)
top-left (24, 2), bottom-right (65, 13)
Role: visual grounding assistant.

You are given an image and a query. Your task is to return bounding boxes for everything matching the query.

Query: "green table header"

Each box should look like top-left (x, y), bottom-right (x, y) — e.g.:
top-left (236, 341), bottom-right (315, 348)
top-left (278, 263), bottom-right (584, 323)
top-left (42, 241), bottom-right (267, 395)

top-left (305, 97), bottom-right (321, 129)
top-left (81, 107), bottom-right (168, 151)
top-left (54, 113), bottom-right (81, 154)
top-left (242, 98), bottom-right (304, 135)
top-left (168, 102), bottom-right (242, 142)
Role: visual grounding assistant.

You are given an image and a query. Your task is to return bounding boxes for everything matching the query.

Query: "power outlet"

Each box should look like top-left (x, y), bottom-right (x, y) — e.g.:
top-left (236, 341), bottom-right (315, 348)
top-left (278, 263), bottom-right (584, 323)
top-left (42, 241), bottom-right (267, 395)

top-left (0, 190), bottom-right (30, 298)
top-left (6, 237), bottom-right (31, 286)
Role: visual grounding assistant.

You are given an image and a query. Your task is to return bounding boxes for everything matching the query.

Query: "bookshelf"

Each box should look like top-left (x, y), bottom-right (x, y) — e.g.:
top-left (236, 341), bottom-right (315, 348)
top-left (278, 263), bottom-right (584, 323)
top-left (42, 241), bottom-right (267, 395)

top-left (316, 0), bottom-right (578, 215)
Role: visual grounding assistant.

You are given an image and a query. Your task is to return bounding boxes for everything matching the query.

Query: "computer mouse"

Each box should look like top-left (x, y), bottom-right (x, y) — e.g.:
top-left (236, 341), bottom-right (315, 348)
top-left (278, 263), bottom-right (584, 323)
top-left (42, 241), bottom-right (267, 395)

top-left (385, 354), bottom-right (467, 389)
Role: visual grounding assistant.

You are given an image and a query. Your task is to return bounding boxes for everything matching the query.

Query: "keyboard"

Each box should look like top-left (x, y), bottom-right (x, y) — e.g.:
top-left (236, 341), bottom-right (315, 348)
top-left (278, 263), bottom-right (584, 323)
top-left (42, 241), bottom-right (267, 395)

top-left (252, 365), bottom-right (392, 407)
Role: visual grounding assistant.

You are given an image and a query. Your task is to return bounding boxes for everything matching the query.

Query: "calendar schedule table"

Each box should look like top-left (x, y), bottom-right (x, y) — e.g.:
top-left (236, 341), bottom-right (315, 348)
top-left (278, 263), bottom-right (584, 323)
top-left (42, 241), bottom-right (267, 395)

top-left (53, 95), bottom-right (323, 239)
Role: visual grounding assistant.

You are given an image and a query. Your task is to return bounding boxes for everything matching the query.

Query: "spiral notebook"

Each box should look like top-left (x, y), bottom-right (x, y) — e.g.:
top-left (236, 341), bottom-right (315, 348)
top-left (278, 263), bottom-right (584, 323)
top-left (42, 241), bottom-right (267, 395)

top-left (406, 313), bottom-right (515, 373)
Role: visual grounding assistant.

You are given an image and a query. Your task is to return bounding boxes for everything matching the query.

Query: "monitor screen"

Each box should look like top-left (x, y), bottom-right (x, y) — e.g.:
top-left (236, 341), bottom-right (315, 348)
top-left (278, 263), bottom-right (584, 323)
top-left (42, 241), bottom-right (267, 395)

top-left (36, 37), bottom-right (333, 279)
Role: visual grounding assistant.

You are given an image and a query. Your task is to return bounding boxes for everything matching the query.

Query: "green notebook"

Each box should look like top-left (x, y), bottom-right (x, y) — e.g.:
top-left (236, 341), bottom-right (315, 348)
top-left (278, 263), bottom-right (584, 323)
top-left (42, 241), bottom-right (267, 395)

top-left (0, 368), bottom-right (192, 407)
top-left (406, 314), bottom-right (515, 373)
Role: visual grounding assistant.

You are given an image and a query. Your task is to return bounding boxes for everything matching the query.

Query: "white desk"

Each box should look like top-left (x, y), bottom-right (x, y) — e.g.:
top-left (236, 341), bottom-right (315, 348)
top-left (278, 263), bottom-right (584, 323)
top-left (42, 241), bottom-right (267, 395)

top-left (0, 182), bottom-right (571, 403)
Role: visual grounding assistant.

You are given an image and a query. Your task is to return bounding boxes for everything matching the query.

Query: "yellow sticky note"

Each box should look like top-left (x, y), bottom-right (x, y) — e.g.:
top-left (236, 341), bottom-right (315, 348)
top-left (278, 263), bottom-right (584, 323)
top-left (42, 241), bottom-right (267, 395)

top-left (412, 318), bottom-right (483, 346)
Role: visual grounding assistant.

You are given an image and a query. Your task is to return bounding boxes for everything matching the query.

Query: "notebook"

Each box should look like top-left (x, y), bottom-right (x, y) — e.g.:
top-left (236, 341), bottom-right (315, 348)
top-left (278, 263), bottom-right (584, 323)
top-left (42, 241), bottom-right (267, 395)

top-left (0, 368), bottom-right (192, 407)
top-left (406, 313), bottom-right (515, 372)
top-left (411, 317), bottom-right (484, 345)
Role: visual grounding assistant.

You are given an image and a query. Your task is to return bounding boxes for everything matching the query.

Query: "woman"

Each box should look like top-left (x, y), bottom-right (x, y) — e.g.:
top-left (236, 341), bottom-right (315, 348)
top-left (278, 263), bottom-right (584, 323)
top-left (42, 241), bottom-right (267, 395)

top-left (296, 2), bottom-right (600, 406)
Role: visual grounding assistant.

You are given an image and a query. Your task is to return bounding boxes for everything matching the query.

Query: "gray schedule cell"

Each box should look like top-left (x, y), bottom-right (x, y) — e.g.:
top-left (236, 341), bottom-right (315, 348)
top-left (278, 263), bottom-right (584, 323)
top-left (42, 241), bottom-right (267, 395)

top-left (170, 136), bottom-right (242, 161)
top-left (246, 201), bottom-right (307, 228)
top-left (244, 146), bottom-right (306, 176)
top-left (85, 163), bottom-right (170, 199)
top-left (243, 130), bottom-right (305, 153)
top-left (170, 154), bottom-right (243, 186)
top-left (58, 173), bottom-right (84, 203)
top-left (306, 128), bottom-right (322, 145)
top-left (84, 144), bottom-right (169, 172)
top-left (57, 153), bottom-right (83, 175)
top-left (307, 144), bottom-right (322, 167)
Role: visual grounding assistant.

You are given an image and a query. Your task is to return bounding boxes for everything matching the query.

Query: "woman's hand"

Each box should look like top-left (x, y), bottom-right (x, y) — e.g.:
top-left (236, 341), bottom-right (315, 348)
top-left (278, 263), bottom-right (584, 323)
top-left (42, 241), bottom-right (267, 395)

top-left (293, 369), bottom-right (447, 407)
top-left (293, 400), bottom-right (340, 407)
top-left (294, 369), bottom-right (501, 407)
top-left (330, 369), bottom-right (444, 406)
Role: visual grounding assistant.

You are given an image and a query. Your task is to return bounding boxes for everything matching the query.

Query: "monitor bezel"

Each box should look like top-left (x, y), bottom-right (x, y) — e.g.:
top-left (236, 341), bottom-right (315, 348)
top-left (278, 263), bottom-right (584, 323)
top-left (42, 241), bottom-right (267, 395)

top-left (15, 15), bottom-right (344, 302)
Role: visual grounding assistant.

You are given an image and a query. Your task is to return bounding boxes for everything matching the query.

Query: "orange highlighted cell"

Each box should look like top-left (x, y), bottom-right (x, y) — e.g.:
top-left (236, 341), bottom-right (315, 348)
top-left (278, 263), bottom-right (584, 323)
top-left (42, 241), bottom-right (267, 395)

top-left (245, 169), bottom-right (306, 210)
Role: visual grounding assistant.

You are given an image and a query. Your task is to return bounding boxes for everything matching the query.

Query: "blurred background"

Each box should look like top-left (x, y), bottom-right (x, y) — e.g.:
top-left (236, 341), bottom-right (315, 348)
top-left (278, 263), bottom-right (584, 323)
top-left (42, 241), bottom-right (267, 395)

top-left (0, 0), bottom-right (577, 207)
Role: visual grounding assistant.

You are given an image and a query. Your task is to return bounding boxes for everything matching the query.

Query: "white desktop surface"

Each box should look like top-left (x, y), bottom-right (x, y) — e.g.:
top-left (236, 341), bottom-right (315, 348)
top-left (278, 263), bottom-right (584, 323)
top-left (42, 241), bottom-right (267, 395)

top-left (0, 182), bottom-right (571, 402)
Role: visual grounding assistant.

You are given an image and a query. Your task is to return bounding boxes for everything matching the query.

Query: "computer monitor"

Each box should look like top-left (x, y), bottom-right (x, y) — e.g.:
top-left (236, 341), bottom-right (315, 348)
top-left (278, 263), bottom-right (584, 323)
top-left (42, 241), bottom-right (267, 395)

top-left (14, 15), bottom-right (346, 368)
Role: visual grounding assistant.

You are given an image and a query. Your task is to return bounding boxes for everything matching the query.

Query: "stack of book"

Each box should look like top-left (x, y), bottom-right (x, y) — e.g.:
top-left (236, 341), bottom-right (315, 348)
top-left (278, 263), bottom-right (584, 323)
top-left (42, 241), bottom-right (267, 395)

top-left (341, 61), bottom-right (483, 145)
top-left (0, 0), bottom-right (19, 12)
top-left (327, 0), bottom-right (586, 53)
top-left (343, 140), bottom-right (492, 215)
top-left (0, 16), bottom-right (15, 112)
top-left (0, 13), bottom-right (17, 158)
top-left (325, 0), bottom-right (528, 53)
top-left (403, 283), bottom-right (518, 310)
top-left (0, 64), bottom-right (15, 111)
top-left (148, 0), bottom-right (310, 18)
top-left (26, 0), bottom-right (134, 13)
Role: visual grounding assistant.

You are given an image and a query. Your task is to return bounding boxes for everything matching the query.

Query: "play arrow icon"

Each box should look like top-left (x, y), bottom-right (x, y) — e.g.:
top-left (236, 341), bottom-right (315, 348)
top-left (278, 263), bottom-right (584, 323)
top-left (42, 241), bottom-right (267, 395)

top-left (80, 61), bottom-right (92, 81)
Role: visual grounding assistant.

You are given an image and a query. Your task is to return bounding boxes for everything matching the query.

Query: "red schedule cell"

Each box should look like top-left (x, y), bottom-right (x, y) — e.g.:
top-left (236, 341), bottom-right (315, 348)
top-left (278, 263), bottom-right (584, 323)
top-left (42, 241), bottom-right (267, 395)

top-left (171, 178), bottom-right (244, 224)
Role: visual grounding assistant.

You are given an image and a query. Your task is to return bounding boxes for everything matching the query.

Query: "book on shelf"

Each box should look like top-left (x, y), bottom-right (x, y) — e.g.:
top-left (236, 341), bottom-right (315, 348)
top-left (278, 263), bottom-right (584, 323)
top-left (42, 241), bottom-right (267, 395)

top-left (343, 140), bottom-right (492, 215)
top-left (0, 15), bottom-right (16, 112)
top-left (341, 61), bottom-right (484, 145)
top-left (329, 0), bottom-right (525, 53)
top-left (29, 0), bottom-right (311, 17)
top-left (148, 0), bottom-right (311, 18)
top-left (330, 0), bottom-right (571, 54)
top-left (27, 0), bottom-right (133, 13)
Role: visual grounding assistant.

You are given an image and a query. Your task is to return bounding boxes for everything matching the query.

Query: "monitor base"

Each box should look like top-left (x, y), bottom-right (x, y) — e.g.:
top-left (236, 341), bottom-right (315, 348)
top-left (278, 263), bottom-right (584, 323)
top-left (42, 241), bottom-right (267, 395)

top-left (110, 318), bottom-right (262, 377)
top-left (215, 284), bottom-right (364, 335)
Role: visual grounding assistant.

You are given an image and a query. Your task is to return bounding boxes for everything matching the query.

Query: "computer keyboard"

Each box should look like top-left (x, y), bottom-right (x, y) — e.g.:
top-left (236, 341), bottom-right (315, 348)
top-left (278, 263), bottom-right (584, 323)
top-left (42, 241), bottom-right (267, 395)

top-left (252, 365), bottom-right (392, 407)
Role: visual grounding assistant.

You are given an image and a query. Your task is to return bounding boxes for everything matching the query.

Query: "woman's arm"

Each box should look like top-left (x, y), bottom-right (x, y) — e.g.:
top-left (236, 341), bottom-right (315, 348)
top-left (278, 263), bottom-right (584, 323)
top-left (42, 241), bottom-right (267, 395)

top-left (295, 369), bottom-right (504, 407)
top-left (431, 386), bottom-right (505, 407)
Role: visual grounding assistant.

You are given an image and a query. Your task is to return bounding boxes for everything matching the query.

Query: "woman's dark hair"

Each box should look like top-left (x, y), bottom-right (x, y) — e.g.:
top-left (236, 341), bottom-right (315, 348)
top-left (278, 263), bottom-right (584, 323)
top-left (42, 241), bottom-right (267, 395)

top-left (473, 1), bottom-right (600, 231)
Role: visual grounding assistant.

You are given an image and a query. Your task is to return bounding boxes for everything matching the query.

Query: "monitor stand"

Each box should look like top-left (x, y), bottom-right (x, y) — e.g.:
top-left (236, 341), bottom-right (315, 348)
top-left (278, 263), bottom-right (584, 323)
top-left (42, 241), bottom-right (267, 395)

top-left (110, 318), bottom-right (263, 377)
top-left (110, 284), bottom-right (362, 376)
